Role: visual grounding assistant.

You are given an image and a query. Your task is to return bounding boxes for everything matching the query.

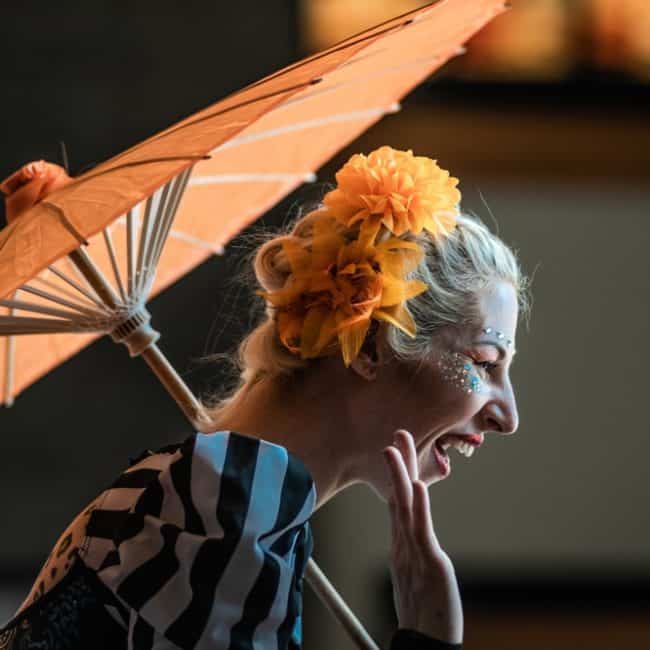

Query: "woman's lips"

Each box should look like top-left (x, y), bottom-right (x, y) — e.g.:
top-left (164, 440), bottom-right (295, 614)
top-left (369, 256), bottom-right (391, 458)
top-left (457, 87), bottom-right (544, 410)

top-left (440, 432), bottom-right (484, 447)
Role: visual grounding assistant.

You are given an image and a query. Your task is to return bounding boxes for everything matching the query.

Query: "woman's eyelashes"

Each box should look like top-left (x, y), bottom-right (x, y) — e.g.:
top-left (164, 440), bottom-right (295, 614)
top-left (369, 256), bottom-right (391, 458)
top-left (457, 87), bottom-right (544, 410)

top-left (475, 360), bottom-right (498, 373)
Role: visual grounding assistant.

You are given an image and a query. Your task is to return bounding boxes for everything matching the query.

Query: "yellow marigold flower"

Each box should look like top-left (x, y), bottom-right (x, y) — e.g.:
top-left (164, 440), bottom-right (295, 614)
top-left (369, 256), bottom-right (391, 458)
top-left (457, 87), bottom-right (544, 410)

top-left (323, 145), bottom-right (461, 250)
top-left (257, 214), bottom-right (428, 367)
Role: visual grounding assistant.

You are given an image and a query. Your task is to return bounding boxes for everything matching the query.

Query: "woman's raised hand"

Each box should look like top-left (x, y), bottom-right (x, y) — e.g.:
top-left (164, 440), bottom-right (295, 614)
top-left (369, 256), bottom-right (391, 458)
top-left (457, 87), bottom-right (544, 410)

top-left (0, 160), bottom-right (72, 223)
top-left (383, 429), bottom-right (463, 645)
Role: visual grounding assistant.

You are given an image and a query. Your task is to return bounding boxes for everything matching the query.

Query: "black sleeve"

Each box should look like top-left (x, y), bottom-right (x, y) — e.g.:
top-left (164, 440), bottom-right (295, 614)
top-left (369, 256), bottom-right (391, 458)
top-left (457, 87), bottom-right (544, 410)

top-left (390, 628), bottom-right (462, 650)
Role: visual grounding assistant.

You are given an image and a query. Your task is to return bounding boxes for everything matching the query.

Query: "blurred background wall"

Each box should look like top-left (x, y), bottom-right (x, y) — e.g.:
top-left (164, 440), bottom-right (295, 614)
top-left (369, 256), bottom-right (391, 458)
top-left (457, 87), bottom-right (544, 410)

top-left (1, 1), bottom-right (649, 649)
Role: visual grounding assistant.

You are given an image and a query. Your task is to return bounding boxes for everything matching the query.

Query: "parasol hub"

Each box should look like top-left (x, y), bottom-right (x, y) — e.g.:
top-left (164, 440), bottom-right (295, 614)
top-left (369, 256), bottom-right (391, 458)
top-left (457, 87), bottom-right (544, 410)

top-left (110, 307), bottom-right (160, 357)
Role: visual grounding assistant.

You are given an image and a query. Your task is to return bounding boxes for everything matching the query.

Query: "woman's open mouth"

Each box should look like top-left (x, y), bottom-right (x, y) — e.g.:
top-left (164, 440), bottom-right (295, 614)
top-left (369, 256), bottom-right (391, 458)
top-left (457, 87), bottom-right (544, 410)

top-left (432, 439), bottom-right (451, 477)
top-left (432, 433), bottom-right (482, 477)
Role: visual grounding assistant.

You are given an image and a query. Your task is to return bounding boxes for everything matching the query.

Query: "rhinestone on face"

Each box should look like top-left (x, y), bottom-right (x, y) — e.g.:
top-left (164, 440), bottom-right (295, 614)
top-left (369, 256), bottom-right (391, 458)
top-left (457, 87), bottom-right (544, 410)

top-left (497, 331), bottom-right (504, 339)
top-left (483, 327), bottom-right (492, 334)
top-left (438, 350), bottom-right (483, 396)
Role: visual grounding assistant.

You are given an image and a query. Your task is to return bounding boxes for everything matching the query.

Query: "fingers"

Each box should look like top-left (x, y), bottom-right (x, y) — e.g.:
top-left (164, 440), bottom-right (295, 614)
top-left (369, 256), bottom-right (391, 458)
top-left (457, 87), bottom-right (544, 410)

top-left (393, 429), bottom-right (419, 481)
top-left (412, 479), bottom-right (440, 555)
top-left (387, 492), bottom-right (404, 563)
top-left (383, 446), bottom-right (413, 527)
top-left (384, 445), bottom-right (413, 519)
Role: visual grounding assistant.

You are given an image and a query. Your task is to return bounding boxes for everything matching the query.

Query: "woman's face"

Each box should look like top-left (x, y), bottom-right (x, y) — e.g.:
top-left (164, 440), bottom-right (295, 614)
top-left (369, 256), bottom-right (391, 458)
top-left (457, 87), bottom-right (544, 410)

top-left (363, 279), bottom-right (520, 498)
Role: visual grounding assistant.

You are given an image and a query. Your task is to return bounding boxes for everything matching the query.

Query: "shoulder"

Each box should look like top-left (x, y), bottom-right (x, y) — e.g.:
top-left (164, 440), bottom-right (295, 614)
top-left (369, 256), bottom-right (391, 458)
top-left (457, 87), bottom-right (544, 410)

top-left (81, 429), bottom-right (317, 570)
top-left (77, 430), bottom-right (316, 647)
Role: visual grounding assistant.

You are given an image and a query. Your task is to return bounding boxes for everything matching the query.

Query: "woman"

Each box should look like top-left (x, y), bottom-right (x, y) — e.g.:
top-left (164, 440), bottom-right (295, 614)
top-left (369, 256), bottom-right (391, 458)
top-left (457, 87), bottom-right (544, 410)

top-left (0, 147), bottom-right (529, 649)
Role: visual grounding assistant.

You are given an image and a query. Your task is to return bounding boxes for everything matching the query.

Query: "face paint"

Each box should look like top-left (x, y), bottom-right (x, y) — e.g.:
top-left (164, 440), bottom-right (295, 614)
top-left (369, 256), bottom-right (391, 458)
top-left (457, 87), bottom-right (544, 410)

top-left (482, 327), bottom-right (514, 350)
top-left (437, 350), bottom-right (483, 395)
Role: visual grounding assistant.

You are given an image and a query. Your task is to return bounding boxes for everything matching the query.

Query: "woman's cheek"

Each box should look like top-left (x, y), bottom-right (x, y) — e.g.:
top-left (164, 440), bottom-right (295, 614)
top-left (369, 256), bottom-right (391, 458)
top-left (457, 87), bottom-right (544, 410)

top-left (437, 350), bottom-right (484, 396)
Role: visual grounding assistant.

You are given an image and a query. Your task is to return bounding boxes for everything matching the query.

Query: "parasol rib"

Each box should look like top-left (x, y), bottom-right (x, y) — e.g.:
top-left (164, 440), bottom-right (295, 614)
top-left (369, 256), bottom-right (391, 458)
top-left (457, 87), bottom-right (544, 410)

top-left (114, 218), bottom-right (225, 256)
top-left (3, 334), bottom-right (14, 407)
top-left (280, 53), bottom-right (445, 110)
top-left (142, 174), bottom-right (182, 297)
top-left (136, 187), bottom-right (161, 297)
top-left (0, 297), bottom-right (104, 324)
top-left (212, 104), bottom-right (400, 153)
top-left (102, 226), bottom-right (128, 303)
top-left (144, 167), bottom-right (193, 297)
top-left (0, 316), bottom-right (98, 335)
top-left (140, 183), bottom-right (173, 297)
top-left (18, 284), bottom-right (111, 319)
top-left (3, 297), bottom-right (17, 407)
top-left (126, 207), bottom-right (139, 296)
top-left (64, 257), bottom-right (106, 305)
top-left (32, 274), bottom-right (102, 310)
top-left (47, 263), bottom-right (107, 310)
top-left (168, 229), bottom-right (224, 255)
top-left (188, 172), bottom-right (317, 185)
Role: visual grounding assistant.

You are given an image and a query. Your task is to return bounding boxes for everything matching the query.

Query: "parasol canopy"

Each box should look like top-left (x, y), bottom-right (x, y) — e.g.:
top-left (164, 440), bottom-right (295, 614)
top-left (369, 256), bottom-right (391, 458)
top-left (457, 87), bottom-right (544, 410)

top-left (0, 0), bottom-right (506, 409)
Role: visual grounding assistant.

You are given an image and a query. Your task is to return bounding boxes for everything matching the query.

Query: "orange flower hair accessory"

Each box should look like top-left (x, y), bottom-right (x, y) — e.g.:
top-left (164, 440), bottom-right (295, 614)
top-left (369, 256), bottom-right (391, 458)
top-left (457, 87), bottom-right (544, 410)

top-left (256, 214), bottom-right (428, 367)
top-left (257, 145), bottom-right (461, 368)
top-left (323, 145), bottom-right (461, 250)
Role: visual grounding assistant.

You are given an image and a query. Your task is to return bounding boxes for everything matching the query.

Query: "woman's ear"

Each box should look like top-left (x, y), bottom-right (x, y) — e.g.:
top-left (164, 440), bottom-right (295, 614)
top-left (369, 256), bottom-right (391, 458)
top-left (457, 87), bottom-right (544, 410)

top-left (348, 320), bottom-right (388, 381)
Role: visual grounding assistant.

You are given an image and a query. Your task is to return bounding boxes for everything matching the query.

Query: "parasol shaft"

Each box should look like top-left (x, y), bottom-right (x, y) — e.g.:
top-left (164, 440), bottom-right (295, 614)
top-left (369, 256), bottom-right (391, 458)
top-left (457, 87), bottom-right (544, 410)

top-left (305, 558), bottom-right (380, 650)
top-left (140, 343), bottom-right (211, 429)
top-left (68, 249), bottom-right (121, 310)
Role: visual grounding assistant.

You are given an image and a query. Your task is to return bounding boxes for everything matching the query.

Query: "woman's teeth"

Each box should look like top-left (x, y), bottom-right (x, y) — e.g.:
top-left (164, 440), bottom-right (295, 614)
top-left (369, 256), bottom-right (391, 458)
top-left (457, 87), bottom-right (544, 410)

top-left (441, 439), bottom-right (475, 458)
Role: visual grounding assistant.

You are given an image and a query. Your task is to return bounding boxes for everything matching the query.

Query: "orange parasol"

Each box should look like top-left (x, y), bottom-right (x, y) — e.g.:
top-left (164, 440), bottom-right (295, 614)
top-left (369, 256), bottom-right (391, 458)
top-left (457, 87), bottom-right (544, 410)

top-left (0, 1), bottom-right (507, 647)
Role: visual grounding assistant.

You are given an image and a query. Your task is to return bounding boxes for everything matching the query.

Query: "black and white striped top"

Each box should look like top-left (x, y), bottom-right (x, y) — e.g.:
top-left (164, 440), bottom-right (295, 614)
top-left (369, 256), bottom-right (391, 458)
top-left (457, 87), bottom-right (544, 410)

top-left (1, 430), bottom-right (317, 650)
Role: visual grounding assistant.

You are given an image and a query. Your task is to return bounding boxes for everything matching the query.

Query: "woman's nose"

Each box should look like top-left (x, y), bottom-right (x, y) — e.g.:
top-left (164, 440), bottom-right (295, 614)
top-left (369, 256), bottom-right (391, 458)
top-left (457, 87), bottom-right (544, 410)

top-left (483, 398), bottom-right (518, 435)
top-left (485, 414), bottom-right (517, 435)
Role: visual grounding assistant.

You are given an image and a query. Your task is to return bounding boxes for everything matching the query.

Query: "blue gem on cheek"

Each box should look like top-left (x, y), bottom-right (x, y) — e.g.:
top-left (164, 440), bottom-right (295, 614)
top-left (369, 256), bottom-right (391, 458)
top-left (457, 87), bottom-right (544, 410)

top-left (463, 363), bottom-right (471, 370)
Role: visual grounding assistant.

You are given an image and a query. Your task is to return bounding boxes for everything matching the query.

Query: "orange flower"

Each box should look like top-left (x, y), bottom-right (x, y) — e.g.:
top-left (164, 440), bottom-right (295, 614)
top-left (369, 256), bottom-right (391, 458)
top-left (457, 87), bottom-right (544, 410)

top-left (257, 214), bottom-right (428, 367)
top-left (323, 145), bottom-right (460, 250)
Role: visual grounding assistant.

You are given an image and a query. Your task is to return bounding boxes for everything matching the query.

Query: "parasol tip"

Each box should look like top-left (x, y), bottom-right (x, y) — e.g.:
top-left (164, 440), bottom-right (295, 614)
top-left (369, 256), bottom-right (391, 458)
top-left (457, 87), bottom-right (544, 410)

top-left (59, 141), bottom-right (70, 175)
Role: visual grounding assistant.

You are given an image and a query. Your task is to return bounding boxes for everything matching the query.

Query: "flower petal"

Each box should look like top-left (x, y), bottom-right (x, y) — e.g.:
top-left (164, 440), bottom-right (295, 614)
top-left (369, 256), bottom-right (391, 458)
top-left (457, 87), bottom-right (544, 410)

top-left (301, 305), bottom-right (331, 359)
top-left (338, 316), bottom-right (372, 367)
top-left (373, 303), bottom-right (417, 338)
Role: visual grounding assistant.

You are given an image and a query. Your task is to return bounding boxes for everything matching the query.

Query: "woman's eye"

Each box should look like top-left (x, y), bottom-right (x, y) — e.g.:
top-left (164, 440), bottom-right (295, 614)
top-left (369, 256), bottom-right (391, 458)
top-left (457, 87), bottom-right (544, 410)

top-left (476, 360), bottom-right (498, 372)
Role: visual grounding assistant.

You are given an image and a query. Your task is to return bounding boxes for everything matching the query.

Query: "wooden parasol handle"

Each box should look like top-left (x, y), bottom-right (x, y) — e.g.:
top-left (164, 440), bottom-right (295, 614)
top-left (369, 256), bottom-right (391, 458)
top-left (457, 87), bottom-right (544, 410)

top-left (304, 558), bottom-right (380, 650)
